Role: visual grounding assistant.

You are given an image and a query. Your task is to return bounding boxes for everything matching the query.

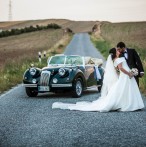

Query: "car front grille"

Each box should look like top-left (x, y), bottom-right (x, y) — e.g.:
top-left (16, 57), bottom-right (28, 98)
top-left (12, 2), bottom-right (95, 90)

top-left (40, 71), bottom-right (51, 86)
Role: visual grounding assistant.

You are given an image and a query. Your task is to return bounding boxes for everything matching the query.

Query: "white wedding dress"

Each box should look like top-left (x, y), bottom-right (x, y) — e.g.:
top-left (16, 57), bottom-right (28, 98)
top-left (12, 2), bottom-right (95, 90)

top-left (52, 56), bottom-right (144, 112)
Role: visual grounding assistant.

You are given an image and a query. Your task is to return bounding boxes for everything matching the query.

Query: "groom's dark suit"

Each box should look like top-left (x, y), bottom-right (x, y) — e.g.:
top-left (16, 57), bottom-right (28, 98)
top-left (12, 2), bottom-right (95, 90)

top-left (109, 48), bottom-right (144, 86)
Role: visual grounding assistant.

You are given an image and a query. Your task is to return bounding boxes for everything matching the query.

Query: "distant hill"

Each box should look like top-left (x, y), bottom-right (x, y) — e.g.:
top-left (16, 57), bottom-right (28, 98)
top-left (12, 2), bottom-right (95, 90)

top-left (0, 19), bottom-right (100, 33)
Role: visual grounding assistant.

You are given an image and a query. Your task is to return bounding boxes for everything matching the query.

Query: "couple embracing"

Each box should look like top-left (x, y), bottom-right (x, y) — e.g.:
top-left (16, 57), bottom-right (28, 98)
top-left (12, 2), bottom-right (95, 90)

top-left (52, 42), bottom-right (145, 112)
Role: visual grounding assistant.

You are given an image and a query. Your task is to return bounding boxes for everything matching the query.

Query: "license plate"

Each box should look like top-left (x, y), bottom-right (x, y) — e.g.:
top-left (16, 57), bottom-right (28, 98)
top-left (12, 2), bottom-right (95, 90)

top-left (38, 86), bottom-right (50, 91)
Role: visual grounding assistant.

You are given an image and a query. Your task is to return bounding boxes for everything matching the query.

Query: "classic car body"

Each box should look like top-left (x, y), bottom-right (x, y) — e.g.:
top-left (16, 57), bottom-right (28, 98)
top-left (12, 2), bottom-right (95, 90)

top-left (23, 55), bottom-right (104, 97)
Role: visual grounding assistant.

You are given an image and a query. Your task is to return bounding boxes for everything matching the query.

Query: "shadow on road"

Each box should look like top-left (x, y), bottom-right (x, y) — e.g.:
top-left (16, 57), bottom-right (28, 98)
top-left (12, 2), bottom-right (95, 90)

top-left (33, 90), bottom-right (100, 99)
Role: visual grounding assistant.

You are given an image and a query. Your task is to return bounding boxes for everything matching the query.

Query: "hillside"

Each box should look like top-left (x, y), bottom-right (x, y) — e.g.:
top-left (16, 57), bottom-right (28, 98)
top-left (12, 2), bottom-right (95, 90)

top-left (0, 29), bottom-right (65, 67)
top-left (100, 21), bottom-right (146, 50)
top-left (0, 19), bottom-right (99, 33)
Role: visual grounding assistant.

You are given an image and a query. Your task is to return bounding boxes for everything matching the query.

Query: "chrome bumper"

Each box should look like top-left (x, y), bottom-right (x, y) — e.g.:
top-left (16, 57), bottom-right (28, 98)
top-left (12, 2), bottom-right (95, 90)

top-left (51, 83), bottom-right (72, 87)
top-left (23, 84), bottom-right (37, 87)
top-left (23, 83), bottom-right (72, 88)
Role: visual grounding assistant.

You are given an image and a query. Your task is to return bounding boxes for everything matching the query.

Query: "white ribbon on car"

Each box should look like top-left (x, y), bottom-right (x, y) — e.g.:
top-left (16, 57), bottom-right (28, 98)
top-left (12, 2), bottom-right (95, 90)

top-left (94, 66), bottom-right (102, 80)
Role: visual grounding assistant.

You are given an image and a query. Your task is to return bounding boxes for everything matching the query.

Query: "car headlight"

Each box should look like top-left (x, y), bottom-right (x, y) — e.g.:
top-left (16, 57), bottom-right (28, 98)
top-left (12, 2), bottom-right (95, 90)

top-left (58, 68), bottom-right (66, 76)
top-left (29, 68), bottom-right (37, 76)
top-left (53, 78), bottom-right (58, 83)
top-left (32, 79), bottom-right (37, 84)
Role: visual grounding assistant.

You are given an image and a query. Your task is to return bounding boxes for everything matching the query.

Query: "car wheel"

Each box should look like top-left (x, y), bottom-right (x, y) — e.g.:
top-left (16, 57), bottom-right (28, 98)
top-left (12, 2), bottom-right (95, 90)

top-left (97, 79), bottom-right (103, 93)
top-left (72, 78), bottom-right (83, 98)
top-left (98, 86), bottom-right (102, 92)
top-left (25, 87), bottom-right (38, 97)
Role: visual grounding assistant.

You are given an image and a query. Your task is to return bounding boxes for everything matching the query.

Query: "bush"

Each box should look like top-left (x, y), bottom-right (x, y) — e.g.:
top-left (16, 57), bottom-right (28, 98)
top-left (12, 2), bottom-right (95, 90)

top-left (58, 44), bottom-right (64, 49)
top-left (0, 23), bottom-right (62, 38)
top-left (47, 23), bottom-right (61, 29)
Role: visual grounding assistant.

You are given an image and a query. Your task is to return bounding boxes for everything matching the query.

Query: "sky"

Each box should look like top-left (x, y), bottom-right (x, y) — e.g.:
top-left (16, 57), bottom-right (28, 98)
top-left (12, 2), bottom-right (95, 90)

top-left (0, 0), bottom-right (146, 22)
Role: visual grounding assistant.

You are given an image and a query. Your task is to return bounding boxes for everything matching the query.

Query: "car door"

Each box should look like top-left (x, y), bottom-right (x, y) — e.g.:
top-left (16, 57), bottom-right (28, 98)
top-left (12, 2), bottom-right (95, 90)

top-left (85, 65), bottom-right (97, 87)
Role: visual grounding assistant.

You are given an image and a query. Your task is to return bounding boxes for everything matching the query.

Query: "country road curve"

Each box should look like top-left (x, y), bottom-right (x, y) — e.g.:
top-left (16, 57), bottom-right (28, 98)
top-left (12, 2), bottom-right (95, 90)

top-left (0, 33), bottom-right (146, 147)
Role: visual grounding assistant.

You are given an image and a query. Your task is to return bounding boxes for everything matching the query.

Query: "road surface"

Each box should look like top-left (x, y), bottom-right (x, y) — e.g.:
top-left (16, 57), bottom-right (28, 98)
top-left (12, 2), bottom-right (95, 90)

top-left (0, 33), bottom-right (146, 147)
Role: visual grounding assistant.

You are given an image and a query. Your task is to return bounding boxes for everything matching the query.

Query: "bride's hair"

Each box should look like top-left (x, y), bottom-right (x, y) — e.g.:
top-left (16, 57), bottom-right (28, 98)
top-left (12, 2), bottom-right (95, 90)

top-left (110, 50), bottom-right (116, 60)
top-left (110, 48), bottom-right (116, 60)
top-left (109, 47), bottom-right (122, 60)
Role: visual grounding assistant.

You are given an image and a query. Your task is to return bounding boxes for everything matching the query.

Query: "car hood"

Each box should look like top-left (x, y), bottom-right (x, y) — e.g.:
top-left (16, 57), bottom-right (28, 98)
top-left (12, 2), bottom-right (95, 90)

top-left (42, 65), bottom-right (76, 71)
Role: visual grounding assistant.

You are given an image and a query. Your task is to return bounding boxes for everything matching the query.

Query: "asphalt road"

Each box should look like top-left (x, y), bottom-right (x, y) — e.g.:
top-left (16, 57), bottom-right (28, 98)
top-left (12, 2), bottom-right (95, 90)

top-left (0, 33), bottom-right (146, 147)
top-left (64, 33), bottom-right (105, 60)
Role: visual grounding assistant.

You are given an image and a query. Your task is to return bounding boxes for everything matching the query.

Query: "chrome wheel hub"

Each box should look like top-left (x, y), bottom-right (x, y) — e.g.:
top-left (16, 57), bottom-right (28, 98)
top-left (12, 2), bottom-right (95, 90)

top-left (76, 81), bottom-right (82, 96)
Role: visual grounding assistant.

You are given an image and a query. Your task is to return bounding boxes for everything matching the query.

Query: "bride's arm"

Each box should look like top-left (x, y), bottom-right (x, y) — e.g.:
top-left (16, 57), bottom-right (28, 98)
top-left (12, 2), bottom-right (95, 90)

top-left (117, 63), bottom-right (133, 78)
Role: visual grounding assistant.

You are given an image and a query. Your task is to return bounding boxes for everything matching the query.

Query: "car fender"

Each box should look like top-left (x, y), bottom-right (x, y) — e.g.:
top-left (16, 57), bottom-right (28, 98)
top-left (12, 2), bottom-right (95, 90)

top-left (23, 68), bottom-right (41, 84)
top-left (70, 68), bottom-right (86, 88)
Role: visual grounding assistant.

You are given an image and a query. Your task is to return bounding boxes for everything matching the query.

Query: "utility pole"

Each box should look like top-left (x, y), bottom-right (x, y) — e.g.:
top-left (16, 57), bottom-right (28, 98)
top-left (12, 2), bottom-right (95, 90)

top-left (8, 0), bottom-right (12, 21)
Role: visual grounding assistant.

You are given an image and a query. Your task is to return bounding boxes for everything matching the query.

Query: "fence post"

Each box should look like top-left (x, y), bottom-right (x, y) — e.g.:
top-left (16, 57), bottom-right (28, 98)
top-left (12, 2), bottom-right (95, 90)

top-left (43, 51), bottom-right (46, 58)
top-left (38, 51), bottom-right (42, 63)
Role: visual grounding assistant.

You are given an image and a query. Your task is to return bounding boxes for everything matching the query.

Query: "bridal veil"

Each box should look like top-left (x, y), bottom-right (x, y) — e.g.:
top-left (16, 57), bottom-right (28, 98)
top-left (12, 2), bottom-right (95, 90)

top-left (100, 54), bottom-right (118, 97)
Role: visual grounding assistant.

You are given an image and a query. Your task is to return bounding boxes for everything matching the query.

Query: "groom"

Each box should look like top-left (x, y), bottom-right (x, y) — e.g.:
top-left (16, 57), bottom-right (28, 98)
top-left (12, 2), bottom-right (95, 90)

top-left (109, 42), bottom-right (144, 86)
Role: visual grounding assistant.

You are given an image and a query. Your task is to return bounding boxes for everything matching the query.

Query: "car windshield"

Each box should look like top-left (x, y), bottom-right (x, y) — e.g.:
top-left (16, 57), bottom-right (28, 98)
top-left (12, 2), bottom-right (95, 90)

top-left (48, 55), bottom-right (83, 65)
top-left (49, 56), bottom-right (65, 64)
top-left (65, 56), bottom-right (83, 65)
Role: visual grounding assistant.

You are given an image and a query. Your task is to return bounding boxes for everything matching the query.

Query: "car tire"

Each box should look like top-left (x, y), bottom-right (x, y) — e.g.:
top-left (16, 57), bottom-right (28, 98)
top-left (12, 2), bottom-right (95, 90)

top-left (25, 87), bottom-right (38, 97)
top-left (97, 79), bottom-right (103, 93)
top-left (72, 78), bottom-right (83, 98)
top-left (98, 86), bottom-right (102, 92)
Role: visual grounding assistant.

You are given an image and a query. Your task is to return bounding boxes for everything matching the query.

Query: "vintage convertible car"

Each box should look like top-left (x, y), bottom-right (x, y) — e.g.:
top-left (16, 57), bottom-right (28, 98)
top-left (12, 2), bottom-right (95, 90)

top-left (23, 54), bottom-right (104, 97)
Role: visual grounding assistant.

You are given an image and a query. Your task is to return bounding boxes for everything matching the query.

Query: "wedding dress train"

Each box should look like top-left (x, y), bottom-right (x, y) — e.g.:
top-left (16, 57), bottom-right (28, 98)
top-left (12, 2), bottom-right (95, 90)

top-left (52, 56), bottom-right (144, 112)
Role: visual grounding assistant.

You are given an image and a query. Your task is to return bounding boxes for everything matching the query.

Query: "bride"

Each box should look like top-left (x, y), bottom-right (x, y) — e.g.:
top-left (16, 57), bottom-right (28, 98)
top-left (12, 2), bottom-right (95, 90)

top-left (52, 49), bottom-right (144, 112)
